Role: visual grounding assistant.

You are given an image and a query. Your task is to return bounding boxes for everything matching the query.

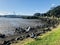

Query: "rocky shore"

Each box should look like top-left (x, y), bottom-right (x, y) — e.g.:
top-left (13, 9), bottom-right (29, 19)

top-left (0, 18), bottom-right (59, 45)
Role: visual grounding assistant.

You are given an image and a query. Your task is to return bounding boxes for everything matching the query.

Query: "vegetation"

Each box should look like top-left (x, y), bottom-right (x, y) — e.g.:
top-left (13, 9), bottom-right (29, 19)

top-left (34, 13), bottom-right (41, 16)
top-left (11, 24), bottom-right (60, 45)
top-left (25, 25), bottom-right (60, 45)
top-left (11, 5), bottom-right (60, 45)
top-left (46, 6), bottom-right (60, 18)
top-left (0, 5), bottom-right (60, 45)
top-left (0, 6), bottom-right (60, 19)
top-left (21, 14), bottom-right (40, 19)
top-left (22, 6), bottom-right (60, 19)
top-left (0, 5), bottom-right (59, 19)
top-left (10, 5), bottom-right (60, 45)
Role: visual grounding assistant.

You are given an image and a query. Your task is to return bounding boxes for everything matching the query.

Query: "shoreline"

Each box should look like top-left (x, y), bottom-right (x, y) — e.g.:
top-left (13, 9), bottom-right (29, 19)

top-left (0, 18), bottom-right (59, 45)
top-left (11, 25), bottom-right (60, 45)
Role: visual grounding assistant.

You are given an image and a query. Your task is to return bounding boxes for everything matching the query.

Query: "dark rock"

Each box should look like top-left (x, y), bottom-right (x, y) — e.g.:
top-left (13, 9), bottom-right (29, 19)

top-left (0, 34), bottom-right (5, 38)
top-left (15, 37), bottom-right (20, 41)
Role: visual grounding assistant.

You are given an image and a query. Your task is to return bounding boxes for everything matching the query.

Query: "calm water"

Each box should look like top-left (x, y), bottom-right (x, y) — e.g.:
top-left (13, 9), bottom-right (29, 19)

top-left (0, 17), bottom-right (43, 35)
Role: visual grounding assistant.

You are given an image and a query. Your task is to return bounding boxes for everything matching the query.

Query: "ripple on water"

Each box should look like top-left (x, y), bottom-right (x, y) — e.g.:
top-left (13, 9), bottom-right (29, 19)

top-left (0, 18), bottom-right (43, 36)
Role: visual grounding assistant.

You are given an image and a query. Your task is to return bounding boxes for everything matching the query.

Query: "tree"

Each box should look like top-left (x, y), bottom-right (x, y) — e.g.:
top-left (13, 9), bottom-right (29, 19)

top-left (46, 6), bottom-right (60, 18)
top-left (34, 13), bottom-right (41, 16)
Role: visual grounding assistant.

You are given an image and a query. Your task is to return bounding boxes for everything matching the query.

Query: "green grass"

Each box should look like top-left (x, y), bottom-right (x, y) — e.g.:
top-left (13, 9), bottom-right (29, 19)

top-left (26, 25), bottom-right (60, 45)
top-left (11, 25), bottom-right (60, 45)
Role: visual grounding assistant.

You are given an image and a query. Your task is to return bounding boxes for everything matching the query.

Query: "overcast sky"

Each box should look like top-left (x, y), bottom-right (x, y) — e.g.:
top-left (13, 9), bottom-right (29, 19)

top-left (0, 0), bottom-right (60, 15)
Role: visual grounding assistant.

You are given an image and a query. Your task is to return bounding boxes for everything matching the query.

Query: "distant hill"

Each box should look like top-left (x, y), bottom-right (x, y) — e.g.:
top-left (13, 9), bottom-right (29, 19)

top-left (0, 15), bottom-right (23, 18)
top-left (3, 15), bottom-right (22, 18)
top-left (0, 15), bottom-right (34, 19)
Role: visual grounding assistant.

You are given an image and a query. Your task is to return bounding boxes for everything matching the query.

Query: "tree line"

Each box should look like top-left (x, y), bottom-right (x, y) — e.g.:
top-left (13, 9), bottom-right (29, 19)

top-left (23, 5), bottom-right (60, 19)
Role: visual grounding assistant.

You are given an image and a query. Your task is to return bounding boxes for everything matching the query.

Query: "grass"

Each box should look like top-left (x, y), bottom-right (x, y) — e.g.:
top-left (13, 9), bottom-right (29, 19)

top-left (11, 25), bottom-right (60, 45)
top-left (26, 25), bottom-right (60, 45)
top-left (11, 38), bottom-right (35, 45)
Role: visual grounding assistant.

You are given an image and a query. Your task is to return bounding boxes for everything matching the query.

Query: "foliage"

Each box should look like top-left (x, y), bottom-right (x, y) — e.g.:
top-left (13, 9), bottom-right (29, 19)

top-left (34, 13), bottom-right (41, 16)
top-left (26, 25), bottom-right (60, 45)
top-left (46, 6), bottom-right (60, 18)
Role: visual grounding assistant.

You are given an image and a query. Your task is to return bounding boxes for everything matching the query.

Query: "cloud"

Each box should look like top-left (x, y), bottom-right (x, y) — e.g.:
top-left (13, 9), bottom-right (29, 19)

top-left (51, 3), bottom-right (56, 7)
top-left (0, 11), bottom-right (7, 15)
top-left (0, 11), bottom-right (15, 15)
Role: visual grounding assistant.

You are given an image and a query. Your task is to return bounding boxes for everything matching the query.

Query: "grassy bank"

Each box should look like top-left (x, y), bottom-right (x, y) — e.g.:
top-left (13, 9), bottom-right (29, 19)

top-left (11, 24), bottom-right (60, 45)
top-left (25, 25), bottom-right (60, 45)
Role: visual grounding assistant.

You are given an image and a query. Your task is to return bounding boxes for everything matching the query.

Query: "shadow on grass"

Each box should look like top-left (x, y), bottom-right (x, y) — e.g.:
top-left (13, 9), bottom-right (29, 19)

top-left (34, 37), bottom-right (42, 41)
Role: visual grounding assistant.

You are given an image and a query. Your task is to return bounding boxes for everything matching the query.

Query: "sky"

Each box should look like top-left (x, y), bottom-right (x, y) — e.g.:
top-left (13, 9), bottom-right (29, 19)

top-left (0, 0), bottom-right (60, 15)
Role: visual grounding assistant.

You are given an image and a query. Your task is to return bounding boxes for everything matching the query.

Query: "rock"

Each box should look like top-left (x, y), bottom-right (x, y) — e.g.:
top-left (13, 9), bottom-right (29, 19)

top-left (15, 37), bottom-right (20, 41)
top-left (0, 34), bottom-right (5, 38)
top-left (29, 33), bottom-right (35, 38)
